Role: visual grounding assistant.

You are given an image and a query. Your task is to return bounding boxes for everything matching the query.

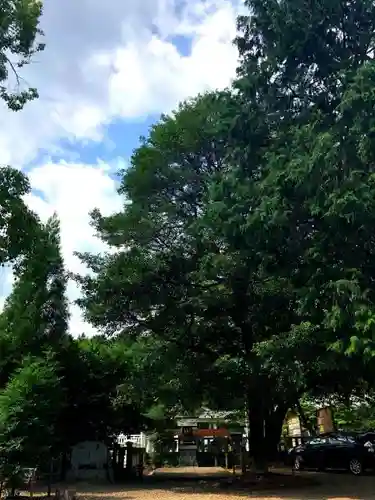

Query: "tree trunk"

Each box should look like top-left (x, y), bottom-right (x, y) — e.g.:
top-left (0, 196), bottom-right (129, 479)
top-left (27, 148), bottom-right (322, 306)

top-left (264, 403), bottom-right (289, 461)
top-left (248, 403), bottom-right (267, 473)
top-left (47, 457), bottom-right (53, 496)
top-left (247, 395), bottom-right (290, 473)
top-left (60, 452), bottom-right (68, 481)
top-left (240, 446), bottom-right (246, 475)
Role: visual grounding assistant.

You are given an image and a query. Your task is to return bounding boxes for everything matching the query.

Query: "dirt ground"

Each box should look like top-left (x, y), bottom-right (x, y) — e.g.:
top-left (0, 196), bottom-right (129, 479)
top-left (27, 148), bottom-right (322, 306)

top-left (69, 467), bottom-right (375, 500)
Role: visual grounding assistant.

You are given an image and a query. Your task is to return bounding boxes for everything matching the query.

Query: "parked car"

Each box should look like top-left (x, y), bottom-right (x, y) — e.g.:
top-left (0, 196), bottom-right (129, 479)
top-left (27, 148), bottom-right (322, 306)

top-left (287, 434), bottom-right (375, 475)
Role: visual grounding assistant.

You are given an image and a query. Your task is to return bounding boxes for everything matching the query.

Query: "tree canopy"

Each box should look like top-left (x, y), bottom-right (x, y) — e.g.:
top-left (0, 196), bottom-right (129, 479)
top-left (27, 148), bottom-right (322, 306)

top-left (0, 356), bottom-right (62, 479)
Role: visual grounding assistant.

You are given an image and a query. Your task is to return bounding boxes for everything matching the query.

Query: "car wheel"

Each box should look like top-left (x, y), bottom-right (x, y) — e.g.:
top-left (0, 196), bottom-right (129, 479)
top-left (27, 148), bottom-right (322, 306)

top-left (349, 458), bottom-right (363, 476)
top-left (294, 455), bottom-right (303, 471)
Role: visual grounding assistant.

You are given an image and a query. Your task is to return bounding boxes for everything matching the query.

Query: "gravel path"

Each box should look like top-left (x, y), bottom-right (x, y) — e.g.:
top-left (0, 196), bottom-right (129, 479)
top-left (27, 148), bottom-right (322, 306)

top-left (72, 469), bottom-right (375, 500)
top-left (77, 484), bottom-right (367, 500)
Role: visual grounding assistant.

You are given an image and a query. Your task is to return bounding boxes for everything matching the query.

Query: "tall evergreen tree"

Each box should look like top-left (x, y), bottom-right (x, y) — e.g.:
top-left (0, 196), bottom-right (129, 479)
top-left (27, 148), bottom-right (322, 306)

top-left (232, 0), bottom-right (375, 357)
top-left (0, 214), bottom-right (69, 386)
top-left (208, 0), bottom-right (375, 465)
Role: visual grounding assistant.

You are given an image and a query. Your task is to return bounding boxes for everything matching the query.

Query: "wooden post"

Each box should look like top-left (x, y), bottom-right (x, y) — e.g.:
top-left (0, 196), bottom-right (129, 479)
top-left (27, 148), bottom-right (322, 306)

top-left (27, 469), bottom-right (36, 498)
top-left (240, 447), bottom-right (246, 475)
top-left (126, 441), bottom-right (133, 477)
top-left (225, 437), bottom-right (230, 470)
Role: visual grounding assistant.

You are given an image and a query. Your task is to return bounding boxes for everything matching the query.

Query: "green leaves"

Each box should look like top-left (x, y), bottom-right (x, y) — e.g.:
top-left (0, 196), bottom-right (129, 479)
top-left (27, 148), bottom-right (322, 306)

top-left (70, 0), bottom-right (375, 468)
top-left (57, 336), bottom-right (150, 444)
top-left (0, 166), bottom-right (39, 266)
top-left (0, 0), bottom-right (44, 110)
top-left (0, 356), bottom-right (62, 475)
top-left (0, 215), bottom-right (69, 372)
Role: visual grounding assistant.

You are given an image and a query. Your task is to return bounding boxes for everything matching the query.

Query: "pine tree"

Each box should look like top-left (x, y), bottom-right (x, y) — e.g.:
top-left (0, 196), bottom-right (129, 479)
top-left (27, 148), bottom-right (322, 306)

top-left (0, 214), bottom-right (69, 386)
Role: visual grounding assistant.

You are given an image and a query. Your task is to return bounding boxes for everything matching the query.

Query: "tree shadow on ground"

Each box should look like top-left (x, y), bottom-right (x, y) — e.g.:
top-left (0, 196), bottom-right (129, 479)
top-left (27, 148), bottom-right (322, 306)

top-left (72, 474), bottom-right (375, 500)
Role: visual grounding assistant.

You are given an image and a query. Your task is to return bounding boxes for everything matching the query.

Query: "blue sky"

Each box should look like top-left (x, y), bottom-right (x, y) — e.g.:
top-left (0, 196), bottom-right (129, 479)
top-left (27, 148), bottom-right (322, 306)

top-left (29, 36), bottom-right (194, 173)
top-left (0, 0), bottom-right (243, 335)
top-left (38, 116), bottom-right (158, 168)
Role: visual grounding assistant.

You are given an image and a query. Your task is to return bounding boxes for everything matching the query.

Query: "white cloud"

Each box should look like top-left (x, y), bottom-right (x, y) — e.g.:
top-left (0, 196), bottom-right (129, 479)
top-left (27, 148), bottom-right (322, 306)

top-left (0, 0), bottom-right (242, 166)
top-left (0, 0), bottom-right (244, 336)
top-left (108, 4), bottom-right (239, 118)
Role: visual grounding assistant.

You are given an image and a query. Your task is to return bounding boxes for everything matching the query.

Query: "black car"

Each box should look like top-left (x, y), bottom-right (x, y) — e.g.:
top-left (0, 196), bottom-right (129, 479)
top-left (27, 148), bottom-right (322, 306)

top-left (287, 435), bottom-right (375, 475)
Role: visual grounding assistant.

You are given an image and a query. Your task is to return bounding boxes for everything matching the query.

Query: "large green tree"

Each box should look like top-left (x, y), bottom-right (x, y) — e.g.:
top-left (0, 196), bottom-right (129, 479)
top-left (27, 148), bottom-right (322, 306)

top-left (76, 91), bottom-right (304, 466)
top-left (76, 0), bottom-right (375, 472)
top-left (213, 0), bottom-right (375, 463)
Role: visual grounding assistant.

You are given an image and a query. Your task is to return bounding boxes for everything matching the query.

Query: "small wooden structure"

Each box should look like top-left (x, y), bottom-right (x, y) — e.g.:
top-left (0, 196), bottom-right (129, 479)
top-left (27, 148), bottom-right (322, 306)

top-left (112, 440), bottom-right (145, 481)
top-left (317, 407), bottom-right (335, 434)
top-left (68, 441), bottom-right (110, 481)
